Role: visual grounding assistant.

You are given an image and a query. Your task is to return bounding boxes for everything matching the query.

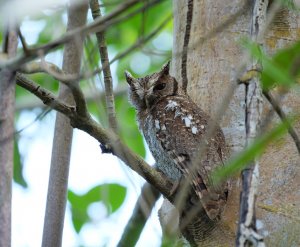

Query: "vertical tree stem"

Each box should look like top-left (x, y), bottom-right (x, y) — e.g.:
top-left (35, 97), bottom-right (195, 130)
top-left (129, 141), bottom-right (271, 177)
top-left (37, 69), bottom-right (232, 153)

top-left (236, 0), bottom-right (268, 246)
top-left (0, 24), bottom-right (18, 247)
top-left (41, 2), bottom-right (88, 246)
top-left (89, 0), bottom-right (118, 132)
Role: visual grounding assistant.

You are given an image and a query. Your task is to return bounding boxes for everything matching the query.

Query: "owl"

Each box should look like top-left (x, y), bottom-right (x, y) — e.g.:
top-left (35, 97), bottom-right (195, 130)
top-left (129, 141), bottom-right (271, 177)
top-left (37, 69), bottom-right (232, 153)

top-left (125, 62), bottom-right (228, 220)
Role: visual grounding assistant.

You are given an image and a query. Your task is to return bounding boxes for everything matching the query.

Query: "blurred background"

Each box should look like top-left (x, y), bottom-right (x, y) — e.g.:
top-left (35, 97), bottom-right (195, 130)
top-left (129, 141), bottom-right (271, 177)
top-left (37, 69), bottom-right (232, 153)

top-left (8, 0), bottom-right (173, 246)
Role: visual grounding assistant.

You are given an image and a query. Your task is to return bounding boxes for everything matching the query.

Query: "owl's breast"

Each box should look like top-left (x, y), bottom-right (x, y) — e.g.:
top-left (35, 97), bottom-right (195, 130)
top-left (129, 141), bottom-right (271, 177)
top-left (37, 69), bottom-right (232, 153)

top-left (143, 114), bottom-right (182, 181)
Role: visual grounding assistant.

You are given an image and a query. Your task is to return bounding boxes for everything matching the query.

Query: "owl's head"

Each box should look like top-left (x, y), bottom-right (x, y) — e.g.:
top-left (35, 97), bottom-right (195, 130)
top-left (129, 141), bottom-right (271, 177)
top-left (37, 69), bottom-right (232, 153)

top-left (125, 62), bottom-right (178, 110)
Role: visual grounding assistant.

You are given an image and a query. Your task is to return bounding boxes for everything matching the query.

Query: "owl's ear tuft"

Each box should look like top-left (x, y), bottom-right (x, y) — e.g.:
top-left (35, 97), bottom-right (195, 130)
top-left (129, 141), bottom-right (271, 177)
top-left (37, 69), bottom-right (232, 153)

top-left (124, 71), bottom-right (136, 86)
top-left (160, 61), bottom-right (170, 76)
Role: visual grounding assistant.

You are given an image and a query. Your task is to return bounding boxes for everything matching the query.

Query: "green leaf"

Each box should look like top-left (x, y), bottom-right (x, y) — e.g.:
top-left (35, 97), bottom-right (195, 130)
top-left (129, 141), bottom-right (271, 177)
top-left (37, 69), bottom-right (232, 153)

top-left (242, 39), bottom-right (300, 90)
top-left (13, 140), bottom-right (28, 188)
top-left (212, 117), bottom-right (293, 184)
top-left (68, 183), bottom-right (126, 233)
top-left (115, 95), bottom-right (146, 157)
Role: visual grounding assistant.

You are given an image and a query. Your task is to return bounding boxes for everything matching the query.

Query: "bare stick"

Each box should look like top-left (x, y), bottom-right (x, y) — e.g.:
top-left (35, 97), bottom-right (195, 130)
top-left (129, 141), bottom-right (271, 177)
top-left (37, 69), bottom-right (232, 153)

top-left (89, 0), bottom-right (118, 131)
top-left (0, 23), bottom-right (18, 247)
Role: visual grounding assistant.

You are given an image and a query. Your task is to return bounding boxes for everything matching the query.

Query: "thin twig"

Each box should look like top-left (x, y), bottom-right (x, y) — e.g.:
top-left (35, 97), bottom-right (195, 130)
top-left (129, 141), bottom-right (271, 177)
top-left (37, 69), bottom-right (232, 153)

top-left (90, 14), bottom-right (172, 77)
top-left (17, 28), bottom-right (30, 55)
top-left (89, 0), bottom-right (118, 132)
top-left (263, 90), bottom-right (300, 154)
top-left (19, 14), bottom-right (172, 84)
top-left (1, 0), bottom-right (162, 70)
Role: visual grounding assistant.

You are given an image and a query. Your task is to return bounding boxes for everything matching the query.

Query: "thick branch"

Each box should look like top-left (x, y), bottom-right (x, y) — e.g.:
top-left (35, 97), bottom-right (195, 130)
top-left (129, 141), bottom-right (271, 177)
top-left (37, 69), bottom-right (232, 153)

top-left (41, 2), bottom-right (88, 246)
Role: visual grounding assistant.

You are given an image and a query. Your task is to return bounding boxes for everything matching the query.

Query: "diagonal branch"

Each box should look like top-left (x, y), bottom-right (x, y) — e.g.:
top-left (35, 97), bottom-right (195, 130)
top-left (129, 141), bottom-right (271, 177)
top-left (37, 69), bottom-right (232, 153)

top-left (16, 73), bottom-right (174, 201)
top-left (15, 73), bottom-right (76, 116)
top-left (263, 90), bottom-right (300, 154)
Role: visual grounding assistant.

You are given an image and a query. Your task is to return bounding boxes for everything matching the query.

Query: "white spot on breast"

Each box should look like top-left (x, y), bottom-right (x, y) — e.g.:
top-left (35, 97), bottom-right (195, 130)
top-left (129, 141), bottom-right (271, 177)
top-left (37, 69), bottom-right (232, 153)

top-left (183, 116), bottom-right (191, 127)
top-left (256, 219), bottom-right (264, 230)
top-left (155, 119), bottom-right (160, 129)
top-left (177, 156), bottom-right (185, 162)
top-left (191, 126), bottom-right (198, 134)
top-left (165, 100), bottom-right (178, 111)
top-left (200, 125), bottom-right (205, 129)
top-left (174, 109), bottom-right (182, 118)
top-left (161, 124), bottom-right (166, 131)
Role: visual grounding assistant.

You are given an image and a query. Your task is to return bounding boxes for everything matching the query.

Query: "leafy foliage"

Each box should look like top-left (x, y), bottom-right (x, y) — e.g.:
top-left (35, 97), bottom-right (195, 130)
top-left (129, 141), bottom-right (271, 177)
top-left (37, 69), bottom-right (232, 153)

top-left (242, 39), bottom-right (300, 90)
top-left (68, 183), bottom-right (126, 233)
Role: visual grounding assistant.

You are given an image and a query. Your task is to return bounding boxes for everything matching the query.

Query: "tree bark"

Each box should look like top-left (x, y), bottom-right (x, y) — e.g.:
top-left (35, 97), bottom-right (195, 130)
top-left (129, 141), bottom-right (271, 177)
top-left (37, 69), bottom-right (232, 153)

top-left (169, 0), bottom-right (300, 246)
top-left (0, 26), bottom-right (18, 247)
top-left (41, 1), bottom-right (88, 246)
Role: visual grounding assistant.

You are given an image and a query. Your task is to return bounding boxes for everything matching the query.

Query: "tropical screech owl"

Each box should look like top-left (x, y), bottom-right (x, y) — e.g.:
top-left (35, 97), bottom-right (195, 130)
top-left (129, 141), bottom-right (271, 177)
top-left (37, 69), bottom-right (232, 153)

top-left (125, 62), bottom-right (228, 220)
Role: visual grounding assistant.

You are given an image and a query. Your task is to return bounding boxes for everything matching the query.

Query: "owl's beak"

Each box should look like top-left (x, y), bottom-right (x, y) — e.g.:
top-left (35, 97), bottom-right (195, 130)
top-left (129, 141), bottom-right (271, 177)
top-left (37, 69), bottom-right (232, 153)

top-left (145, 92), bottom-right (156, 108)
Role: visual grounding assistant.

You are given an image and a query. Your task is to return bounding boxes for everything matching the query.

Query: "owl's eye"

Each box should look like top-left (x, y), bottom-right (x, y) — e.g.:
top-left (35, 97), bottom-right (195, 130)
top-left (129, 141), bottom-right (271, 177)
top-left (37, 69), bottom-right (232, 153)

top-left (154, 83), bottom-right (166, 91)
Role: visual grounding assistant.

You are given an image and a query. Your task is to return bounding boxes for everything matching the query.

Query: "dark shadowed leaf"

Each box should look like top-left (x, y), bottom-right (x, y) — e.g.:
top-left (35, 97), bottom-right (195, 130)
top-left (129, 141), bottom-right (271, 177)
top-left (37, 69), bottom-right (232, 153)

top-left (13, 140), bottom-right (28, 188)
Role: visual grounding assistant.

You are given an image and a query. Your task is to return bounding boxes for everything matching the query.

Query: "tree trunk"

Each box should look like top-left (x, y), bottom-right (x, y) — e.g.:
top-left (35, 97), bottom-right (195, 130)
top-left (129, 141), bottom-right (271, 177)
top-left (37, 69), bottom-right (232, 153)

top-left (168, 0), bottom-right (300, 245)
top-left (0, 26), bottom-right (18, 247)
top-left (41, 2), bottom-right (88, 246)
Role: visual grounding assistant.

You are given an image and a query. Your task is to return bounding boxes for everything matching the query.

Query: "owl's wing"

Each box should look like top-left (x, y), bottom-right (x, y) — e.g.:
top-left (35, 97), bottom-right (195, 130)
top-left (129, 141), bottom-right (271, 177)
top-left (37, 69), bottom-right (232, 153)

top-left (153, 96), bottom-right (228, 220)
